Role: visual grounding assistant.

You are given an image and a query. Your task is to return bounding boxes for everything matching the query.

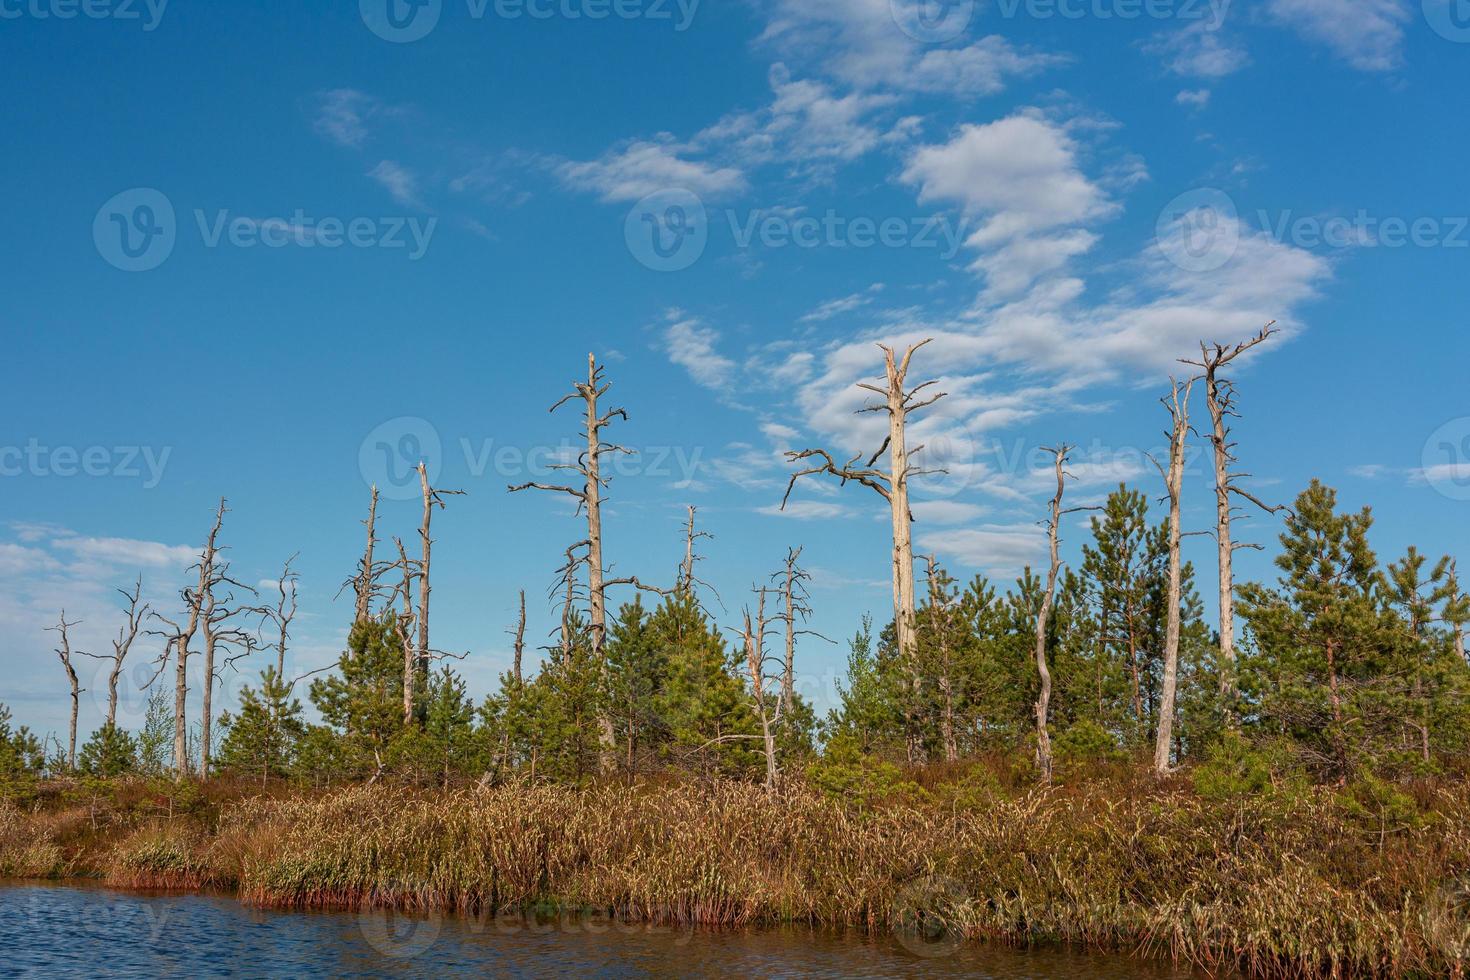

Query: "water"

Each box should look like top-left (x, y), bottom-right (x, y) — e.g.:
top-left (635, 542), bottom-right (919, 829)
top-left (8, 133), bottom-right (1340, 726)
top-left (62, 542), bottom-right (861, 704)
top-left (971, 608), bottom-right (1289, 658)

top-left (0, 882), bottom-right (1204, 978)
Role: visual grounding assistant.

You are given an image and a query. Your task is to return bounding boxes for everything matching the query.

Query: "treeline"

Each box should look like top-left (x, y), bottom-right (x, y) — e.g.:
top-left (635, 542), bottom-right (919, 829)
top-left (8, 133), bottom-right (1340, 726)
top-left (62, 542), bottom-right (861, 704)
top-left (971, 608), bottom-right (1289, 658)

top-left (5, 337), bottom-right (1469, 802)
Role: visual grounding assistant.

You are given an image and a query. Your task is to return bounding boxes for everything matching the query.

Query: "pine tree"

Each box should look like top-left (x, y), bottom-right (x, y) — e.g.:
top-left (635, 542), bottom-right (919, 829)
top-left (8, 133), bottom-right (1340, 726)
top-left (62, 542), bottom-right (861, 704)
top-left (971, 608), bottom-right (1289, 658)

top-left (310, 617), bottom-right (407, 776)
top-left (218, 667), bottom-right (305, 782)
top-left (1238, 481), bottom-right (1386, 780)
top-left (650, 592), bottom-right (759, 777)
top-left (78, 722), bottom-right (138, 777)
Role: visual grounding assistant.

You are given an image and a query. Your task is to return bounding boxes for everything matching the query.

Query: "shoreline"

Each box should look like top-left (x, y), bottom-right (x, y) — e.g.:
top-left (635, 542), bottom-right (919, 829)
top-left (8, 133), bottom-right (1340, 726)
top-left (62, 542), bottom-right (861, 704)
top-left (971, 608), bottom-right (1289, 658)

top-left (5, 775), bottom-right (1469, 977)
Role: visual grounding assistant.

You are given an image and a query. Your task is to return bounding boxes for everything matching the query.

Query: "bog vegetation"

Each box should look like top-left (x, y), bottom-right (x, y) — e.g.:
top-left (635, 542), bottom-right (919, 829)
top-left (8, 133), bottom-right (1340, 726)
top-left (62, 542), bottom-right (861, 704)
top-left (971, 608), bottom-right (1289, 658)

top-left (4, 334), bottom-right (1470, 977)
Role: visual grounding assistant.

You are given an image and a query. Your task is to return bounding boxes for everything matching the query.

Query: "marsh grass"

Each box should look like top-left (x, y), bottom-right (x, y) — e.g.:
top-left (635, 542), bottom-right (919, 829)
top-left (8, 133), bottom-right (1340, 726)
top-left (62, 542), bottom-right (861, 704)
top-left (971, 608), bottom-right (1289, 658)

top-left (8, 774), bottom-right (1470, 977)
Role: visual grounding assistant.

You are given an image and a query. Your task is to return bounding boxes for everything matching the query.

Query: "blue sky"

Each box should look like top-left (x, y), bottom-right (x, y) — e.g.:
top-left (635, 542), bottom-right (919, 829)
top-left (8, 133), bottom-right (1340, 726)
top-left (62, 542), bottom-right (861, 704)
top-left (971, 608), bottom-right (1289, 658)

top-left (2, 0), bottom-right (1467, 741)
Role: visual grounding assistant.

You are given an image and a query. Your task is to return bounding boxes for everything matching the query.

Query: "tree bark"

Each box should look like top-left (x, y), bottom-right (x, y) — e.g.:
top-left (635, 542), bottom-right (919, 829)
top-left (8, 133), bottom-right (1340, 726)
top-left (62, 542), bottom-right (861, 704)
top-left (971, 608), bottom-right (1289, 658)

top-left (1181, 324), bottom-right (1276, 720)
top-left (781, 339), bottom-right (944, 763)
top-left (49, 613), bottom-right (82, 771)
top-left (1154, 381), bottom-right (1193, 775)
top-left (1034, 448), bottom-right (1070, 782)
top-left (356, 485), bottom-right (379, 624)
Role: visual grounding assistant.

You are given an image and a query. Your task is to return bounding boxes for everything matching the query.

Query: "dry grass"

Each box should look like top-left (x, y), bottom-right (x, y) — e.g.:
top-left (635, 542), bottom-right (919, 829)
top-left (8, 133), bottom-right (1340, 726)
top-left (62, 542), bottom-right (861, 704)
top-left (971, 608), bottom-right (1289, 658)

top-left (0, 803), bottom-right (63, 878)
top-left (7, 775), bottom-right (1470, 977)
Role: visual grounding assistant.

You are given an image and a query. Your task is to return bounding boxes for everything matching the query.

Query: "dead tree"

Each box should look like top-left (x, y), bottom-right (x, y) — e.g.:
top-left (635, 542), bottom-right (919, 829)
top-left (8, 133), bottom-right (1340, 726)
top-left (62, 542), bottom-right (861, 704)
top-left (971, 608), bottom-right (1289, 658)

top-left (1151, 380), bottom-right (1195, 775)
top-left (1032, 446), bottom-right (1092, 782)
top-left (79, 577), bottom-right (149, 728)
top-left (771, 547), bottom-right (816, 724)
top-left (740, 590), bottom-right (780, 790)
top-left (510, 353), bottom-right (665, 760)
top-left (511, 588), bottom-right (527, 685)
top-left (391, 537), bottom-right (418, 724)
top-left (1180, 323), bottom-right (1282, 717)
top-left (416, 461), bottom-right (464, 715)
top-left (151, 499), bottom-right (228, 776)
top-left (199, 553), bottom-right (259, 774)
top-left (47, 612), bottom-right (84, 771)
top-left (265, 555), bottom-right (300, 677)
top-left (781, 339), bottom-right (945, 762)
top-left (354, 485), bottom-right (380, 624)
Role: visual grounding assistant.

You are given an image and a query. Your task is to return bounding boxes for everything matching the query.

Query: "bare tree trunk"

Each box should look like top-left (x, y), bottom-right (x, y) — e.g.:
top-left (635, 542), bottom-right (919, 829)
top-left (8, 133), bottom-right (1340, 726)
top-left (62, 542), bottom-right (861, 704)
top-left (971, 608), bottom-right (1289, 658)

top-left (742, 596), bottom-right (778, 790)
top-left (776, 546), bottom-right (814, 720)
top-left (415, 462), bottom-right (462, 723)
top-left (1034, 447), bottom-right (1073, 783)
top-left (512, 589), bottom-right (526, 685)
top-left (154, 499), bottom-right (228, 777)
top-left (48, 613), bottom-right (83, 771)
top-left (1154, 381), bottom-right (1194, 775)
top-left (356, 485), bottom-right (379, 624)
top-left (782, 339), bottom-right (945, 763)
top-left (85, 578), bottom-right (148, 728)
top-left (511, 354), bottom-right (665, 770)
top-left (1182, 324), bottom-right (1278, 721)
top-left (394, 538), bottom-right (416, 725)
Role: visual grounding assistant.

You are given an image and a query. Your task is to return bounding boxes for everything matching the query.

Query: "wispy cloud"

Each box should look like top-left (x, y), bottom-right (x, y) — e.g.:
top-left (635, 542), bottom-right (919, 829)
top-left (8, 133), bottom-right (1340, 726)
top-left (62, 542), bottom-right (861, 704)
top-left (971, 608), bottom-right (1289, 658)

top-left (367, 160), bottom-right (422, 208)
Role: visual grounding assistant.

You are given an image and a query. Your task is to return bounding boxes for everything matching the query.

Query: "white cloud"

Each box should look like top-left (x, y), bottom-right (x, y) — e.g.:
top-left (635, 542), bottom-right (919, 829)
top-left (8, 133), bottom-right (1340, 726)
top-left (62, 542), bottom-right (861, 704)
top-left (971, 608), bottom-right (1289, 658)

top-left (312, 89), bottom-right (379, 148)
top-left (558, 139), bottom-right (746, 202)
top-left (1265, 0), bottom-right (1408, 71)
top-left (757, 500), bottom-right (853, 519)
top-left (701, 65), bottom-right (897, 168)
top-left (1176, 88), bottom-right (1212, 108)
top-left (917, 522), bottom-right (1047, 576)
top-left (367, 160), bottom-right (421, 208)
top-left (760, 0), bottom-right (1060, 98)
top-left (51, 536), bottom-right (198, 569)
top-left (911, 500), bottom-right (988, 525)
top-left (662, 314), bottom-right (737, 391)
top-left (1147, 23), bottom-right (1250, 78)
top-left (799, 284), bottom-right (885, 323)
top-left (902, 114), bottom-right (1115, 298)
top-left (1349, 463), bottom-right (1388, 479)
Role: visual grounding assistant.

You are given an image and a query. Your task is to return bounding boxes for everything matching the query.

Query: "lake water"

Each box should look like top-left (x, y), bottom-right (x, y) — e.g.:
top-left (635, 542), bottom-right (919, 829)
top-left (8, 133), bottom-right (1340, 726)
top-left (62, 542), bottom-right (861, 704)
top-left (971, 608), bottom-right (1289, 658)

top-left (0, 882), bottom-right (1206, 978)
